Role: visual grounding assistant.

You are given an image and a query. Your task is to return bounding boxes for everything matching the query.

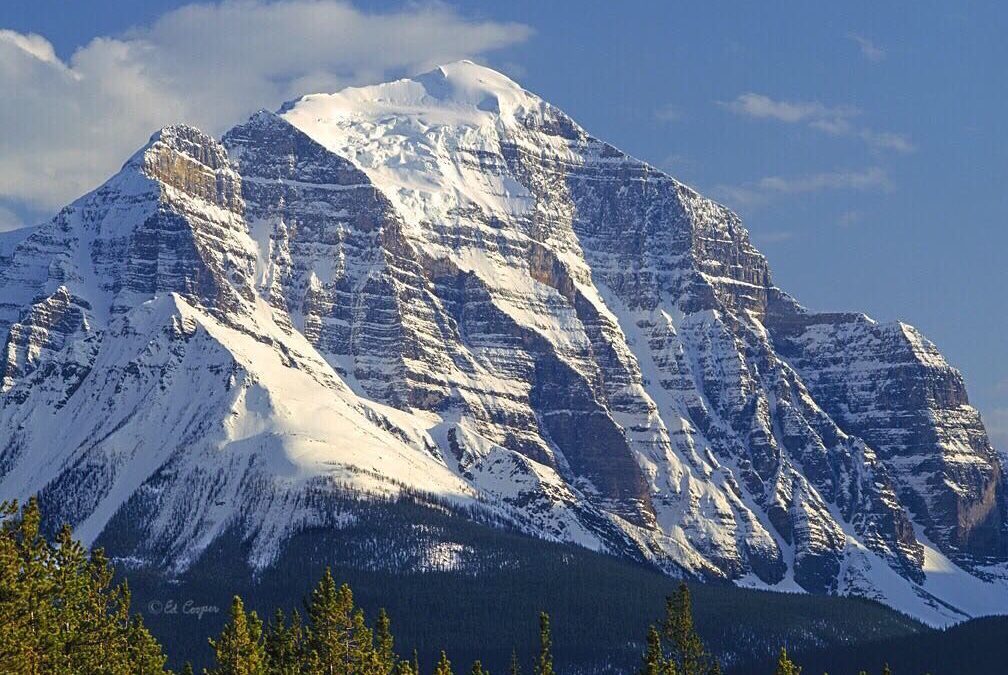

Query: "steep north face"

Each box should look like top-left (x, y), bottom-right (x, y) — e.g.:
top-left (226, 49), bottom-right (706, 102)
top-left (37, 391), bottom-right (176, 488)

top-left (0, 61), bottom-right (1004, 623)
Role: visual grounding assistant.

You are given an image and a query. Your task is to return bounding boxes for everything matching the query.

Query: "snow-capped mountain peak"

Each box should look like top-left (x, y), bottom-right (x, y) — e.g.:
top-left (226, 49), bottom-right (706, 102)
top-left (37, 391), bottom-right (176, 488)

top-left (1, 64), bottom-right (1005, 624)
top-left (284, 60), bottom-right (541, 126)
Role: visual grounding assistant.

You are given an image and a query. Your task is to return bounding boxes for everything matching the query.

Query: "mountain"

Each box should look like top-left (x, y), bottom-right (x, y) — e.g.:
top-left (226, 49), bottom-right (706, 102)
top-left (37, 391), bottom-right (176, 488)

top-left (120, 497), bottom-right (927, 673)
top-left (0, 61), bottom-right (1004, 625)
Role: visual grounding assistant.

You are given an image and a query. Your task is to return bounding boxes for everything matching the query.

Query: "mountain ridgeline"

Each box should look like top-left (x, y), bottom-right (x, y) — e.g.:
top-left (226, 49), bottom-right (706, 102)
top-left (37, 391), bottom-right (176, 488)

top-left (0, 61), bottom-right (1004, 624)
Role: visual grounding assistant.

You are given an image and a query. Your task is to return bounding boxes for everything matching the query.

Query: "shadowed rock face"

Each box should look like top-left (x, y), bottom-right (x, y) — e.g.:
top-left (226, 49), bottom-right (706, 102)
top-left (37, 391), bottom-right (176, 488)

top-left (766, 292), bottom-right (1007, 564)
top-left (0, 63), bottom-right (1004, 622)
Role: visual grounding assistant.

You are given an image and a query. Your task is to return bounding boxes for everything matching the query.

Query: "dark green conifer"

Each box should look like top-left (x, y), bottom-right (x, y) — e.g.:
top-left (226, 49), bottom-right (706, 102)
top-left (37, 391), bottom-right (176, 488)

top-left (660, 583), bottom-right (718, 675)
top-left (640, 624), bottom-right (673, 675)
top-left (306, 568), bottom-right (374, 673)
top-left (265, 608), bottom-right (306, 674)
top-left (208, 595), bottom-right (266, 675)
top-left (536, 612), bottom-right (554, 675)
top-left (434, 650), bottom-right (454, 675)
top-left (509, 649), bottom-right (522, 675)
top-left (375, 608), bottom-right (396, 673)
top-left (774, 647), bottom-right (800, 675)
top-left (127, 612), bottom-right (170, 675)
top-left (0, 498), bottom-right (168, 674)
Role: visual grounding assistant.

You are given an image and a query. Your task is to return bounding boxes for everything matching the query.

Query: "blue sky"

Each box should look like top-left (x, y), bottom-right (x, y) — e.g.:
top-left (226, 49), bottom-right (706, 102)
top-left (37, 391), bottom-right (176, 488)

top-left (2, 1), bottom-right (1005, 447)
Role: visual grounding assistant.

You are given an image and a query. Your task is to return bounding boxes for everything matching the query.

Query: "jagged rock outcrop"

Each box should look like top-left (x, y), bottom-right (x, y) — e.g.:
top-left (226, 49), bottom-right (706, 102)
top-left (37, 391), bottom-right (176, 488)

top-left (766, 292), bottom-right (1007, 565)
top-left (0, 61), bottom-right (1004, 624)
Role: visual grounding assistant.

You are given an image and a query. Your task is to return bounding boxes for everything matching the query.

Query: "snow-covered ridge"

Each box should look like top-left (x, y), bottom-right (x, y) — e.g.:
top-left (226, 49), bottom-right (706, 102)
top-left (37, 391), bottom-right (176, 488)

top-left (0, 61), bottom-right (1004, 625)
top-left (280, 61), bottom-right (554, 232)
top-left (280, 60), bottom-right (544, 135)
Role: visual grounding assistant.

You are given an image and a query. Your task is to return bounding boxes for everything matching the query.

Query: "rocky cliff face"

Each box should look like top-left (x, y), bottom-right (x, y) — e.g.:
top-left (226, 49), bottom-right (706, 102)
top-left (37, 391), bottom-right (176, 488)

top-left (0, 61), bottom-right (1004, 624)
top-left (766, 294), bottom-right (1007, 564)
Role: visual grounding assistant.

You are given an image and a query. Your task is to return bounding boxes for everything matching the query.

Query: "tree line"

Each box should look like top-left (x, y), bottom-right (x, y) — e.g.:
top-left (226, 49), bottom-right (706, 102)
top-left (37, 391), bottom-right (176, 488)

top-left (1, 498), bottom-right (894, 674)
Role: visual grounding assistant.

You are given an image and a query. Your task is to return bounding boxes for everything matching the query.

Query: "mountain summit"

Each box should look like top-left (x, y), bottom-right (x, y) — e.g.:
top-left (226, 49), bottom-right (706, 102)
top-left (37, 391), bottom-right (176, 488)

top-left (0, 62), bottom-right (1004, 623)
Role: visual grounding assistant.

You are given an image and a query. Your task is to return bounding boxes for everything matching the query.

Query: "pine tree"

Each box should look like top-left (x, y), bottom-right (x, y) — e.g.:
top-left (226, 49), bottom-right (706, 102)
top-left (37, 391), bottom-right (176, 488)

top-left (660, 583), bottom-right (718, 675)
top-left (471, 660), bottom-right (488, 675)
top-left (881, 665), bottom-right (891, 675)
top-left (774, 647), bottom-right (800, 675)
top-left (181, 663), bottom-right (195, 675)
top-left (127, 612), bottom-right (170, 675)
top-left (0, 498), bottom-right (167, 674)
top-left (265, 608), bottom-right (307, 674)
top-left (640, 624), bottom-right (674, 675)
top-left (0, 498), bottom-right (47, 672)
top-left (352, 603), bottom-right (379, 674)
top-left (536, 612), bottom-right (554, 675)
top-left (434, 650), bottom-right (454, 675)
top-left (209, 595), bottom-right (267, 675)
top-left (305, 568), bottom-right (375, 673)
top-left (509, 649), bottom-right (522, 675)
top-left (375, 608), bottom-right (396, 674)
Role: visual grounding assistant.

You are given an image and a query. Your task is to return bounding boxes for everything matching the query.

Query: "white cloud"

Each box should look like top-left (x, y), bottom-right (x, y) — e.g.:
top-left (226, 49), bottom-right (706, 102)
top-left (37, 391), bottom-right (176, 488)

top-left (654, 104), bottom-right (684, 122)
top-left (859, 129), bottom-right (915, 153)
top-left (722, 92), bottom-right (912, 154)
top-left (0, 206), bottom-right (25, 232)
top-left (848, 34), bottom-right (885, 62)
top-left (723, 93), bottom-right (858, 124)
top-left (713, 167), bottom-right (890, 211)
top-left (756, 167), bottom-right (890, 194)
top-left (0, 30), bottom-right (65, 67)
top-left (0, 1), bottom-right (531, 214)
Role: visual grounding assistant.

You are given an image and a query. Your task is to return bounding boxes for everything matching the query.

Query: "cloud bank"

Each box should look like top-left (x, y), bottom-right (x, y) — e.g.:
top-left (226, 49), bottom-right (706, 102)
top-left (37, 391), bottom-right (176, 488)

top-left (722, 92), bottom-right (913, 154)
top-left (848, 34), bottom-right (886, 62)
top-left (714, 166), bottom-right (890, 211)
top-left (0, 1), bottom-right (532, 223)
top-left (723, 93), bottom-right (858, 125)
